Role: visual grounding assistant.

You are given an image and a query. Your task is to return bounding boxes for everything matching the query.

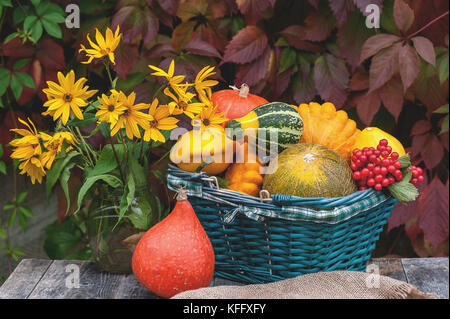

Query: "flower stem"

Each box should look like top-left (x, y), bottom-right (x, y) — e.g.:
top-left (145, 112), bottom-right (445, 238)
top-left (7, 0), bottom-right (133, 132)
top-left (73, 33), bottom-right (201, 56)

top-left (110, 140), bottom-right (125, 184)
top-left (104, 62), bottom-right (116, 89)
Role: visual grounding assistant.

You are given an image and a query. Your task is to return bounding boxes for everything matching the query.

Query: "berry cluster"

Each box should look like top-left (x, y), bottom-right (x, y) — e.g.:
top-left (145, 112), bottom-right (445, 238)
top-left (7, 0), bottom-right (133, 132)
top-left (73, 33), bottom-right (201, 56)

top-left (408, 165), bottom-right (424, 186)
top-left (351, 139), bottom-right (403, 191)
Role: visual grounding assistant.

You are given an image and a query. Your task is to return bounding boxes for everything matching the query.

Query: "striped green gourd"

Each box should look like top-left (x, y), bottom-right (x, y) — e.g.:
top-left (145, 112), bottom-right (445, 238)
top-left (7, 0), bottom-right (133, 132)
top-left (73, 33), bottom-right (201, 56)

top-left (225, 102), bottom-right (303, 153)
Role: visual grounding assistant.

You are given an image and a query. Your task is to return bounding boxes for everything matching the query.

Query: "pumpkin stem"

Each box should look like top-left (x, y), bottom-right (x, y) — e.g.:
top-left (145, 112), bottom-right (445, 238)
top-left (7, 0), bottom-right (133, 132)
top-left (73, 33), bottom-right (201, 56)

top-left (229, 83), bottom-right (250, 98)
top-left (176, 187), bottom-right (188, 201)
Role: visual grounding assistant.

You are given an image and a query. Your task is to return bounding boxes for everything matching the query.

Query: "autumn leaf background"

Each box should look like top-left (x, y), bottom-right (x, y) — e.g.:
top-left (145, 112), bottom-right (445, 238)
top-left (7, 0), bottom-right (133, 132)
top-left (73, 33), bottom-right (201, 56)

top-left (0, 0), bottom-right (448, 258)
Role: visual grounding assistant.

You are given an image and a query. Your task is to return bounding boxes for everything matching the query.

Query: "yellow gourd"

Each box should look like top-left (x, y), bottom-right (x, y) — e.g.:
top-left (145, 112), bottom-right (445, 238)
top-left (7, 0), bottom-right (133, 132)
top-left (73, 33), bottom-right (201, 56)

top-left (296, 102), bottom-right (360, 162)
top-left (170, 128), bottom-right (234, 175)
top-left (353, 127), bottom-right (406, 156)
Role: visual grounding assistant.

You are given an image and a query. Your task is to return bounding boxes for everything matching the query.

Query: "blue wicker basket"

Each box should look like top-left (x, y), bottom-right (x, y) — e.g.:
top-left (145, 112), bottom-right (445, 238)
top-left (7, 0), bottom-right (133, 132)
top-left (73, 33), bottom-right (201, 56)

top-left (167, 164), bottom-right (397, 284)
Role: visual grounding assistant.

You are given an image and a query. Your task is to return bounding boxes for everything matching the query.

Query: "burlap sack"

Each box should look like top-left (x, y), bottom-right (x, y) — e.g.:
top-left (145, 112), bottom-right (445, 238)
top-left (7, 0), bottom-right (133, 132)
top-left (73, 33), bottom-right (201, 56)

top-left (172, 271), bottom-right (435, 299)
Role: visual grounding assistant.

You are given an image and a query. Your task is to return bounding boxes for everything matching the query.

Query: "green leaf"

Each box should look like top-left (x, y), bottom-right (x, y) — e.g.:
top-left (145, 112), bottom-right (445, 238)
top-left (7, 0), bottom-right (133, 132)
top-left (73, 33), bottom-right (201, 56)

top-left (46, 152), bottom-right (81, 198)
top-left (99, 121), bottom-right (111, 139)
top-left (16, 191), bottom-right (27, 204)
top-left (387, 171), bottom-right (419, 203)
top-left (128, 196), bottom-right (153, 230)
top-left (0, 144), bottom-right (3, 158)
top-left (119, 174), bottom-right (135, 223)
top-left (30, 0), bottom-right (40, 7)
top-left (0, 0), bottom-right (13, 7)
top-left (18, 206), bottom-right (34, 218)
top-left (440, 114), bottom-right (449, 134)
top-left (128, 152), bottom-right (147, 189)
top-left (15, 72), bottom-right (36, 88)
top-left (3, 203), bottom-right (14, 211)
top-left (8, 208), bottom-right (17, 228)
top-left (0, 228), bottom-right (6, 239)
top-left (66, 113), bottom-right (98, 127)
top-left (41, 19), bottom-right (62, 38)
top-left (397, 153), bottom-right (411, 168)
top-left (30, 20), bottom-right (43, 42)
top-left (9, 74), bottom-right (22, 100)
top-left (279, 47), bottom-right (297, 74)
top-left (4, 32), bottom-right (19, 44)
top-left (42, 12), bottom-right (66, 23)
top-left (13, 59), bottom-right (30, 70)
top-left (438, 54), bottom-right (449, 84)
top-left (60, 162), bottom-right (76, 214)
top-left (0, 162), bottom-right (5, 175)
top-left (0, 68), bottom-right (11, 97)
top-left (24, 15), bottom-right (38, 30)
top-left (75, 174), bottom-right (123, 214)
top-left (87, 144), bottom-right (124, 177)
top-left (433, 103), bottom-right (449, 114)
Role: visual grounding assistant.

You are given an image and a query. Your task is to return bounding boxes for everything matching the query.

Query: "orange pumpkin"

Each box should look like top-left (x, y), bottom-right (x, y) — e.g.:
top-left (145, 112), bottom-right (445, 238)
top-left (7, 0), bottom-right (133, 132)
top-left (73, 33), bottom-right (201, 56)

top-left (297, 102), bottom-right (360, 162)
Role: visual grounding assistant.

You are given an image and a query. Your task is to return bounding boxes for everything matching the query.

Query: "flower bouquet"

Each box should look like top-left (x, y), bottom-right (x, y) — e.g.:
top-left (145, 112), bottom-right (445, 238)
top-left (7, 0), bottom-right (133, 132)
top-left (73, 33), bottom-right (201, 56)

top-left (8, 26), bottom-right (226, 273)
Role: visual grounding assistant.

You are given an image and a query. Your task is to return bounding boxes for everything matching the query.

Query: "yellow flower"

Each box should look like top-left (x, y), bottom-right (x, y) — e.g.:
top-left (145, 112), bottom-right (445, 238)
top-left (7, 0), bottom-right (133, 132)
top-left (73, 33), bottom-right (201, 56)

top-left (148, 60), bottom-right (185, 95)
top-left (143, 99), bottom-right (179, 143)
top-left (18, 155), bottom-right (46, 184)
top-left (195, 65), bottom-right (218, 104)
top-left (164, 87), bottom-right (204, 118)
top-left (79, 26), bottom-right (122, 65)
top-left (9, 118), bottom-right (51, 161)
top-left (42, 131), bottom-right (78, 169)
top-left (110, 91), bottom-right (153, 140)
top-left (42, 70), bottom-right (98, 125)
top-left (192, 104), bottom-right (228, 131)
top-left (95, 92), bottom-right (127, 128)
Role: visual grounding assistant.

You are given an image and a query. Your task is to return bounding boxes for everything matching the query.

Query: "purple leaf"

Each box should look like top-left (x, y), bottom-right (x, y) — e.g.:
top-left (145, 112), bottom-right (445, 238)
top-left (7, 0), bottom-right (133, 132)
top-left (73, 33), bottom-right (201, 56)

top-left (411, 36), bottom-right (436, 66)
top-left (398, 43), bottom-right (420, 92)
top-left (223, 26), bottom-right (268, 64)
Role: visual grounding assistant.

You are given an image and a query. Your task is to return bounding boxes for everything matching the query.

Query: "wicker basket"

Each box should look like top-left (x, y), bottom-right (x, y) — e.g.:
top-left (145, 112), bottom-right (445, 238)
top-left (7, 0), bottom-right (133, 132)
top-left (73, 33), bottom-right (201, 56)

top-left (167, 164), bottom-right (397, 284)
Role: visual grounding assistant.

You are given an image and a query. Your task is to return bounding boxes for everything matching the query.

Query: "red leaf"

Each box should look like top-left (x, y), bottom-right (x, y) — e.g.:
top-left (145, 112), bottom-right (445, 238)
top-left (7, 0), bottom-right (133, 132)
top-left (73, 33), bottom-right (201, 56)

top-left (35, 39), bottom-right (65, 71)
top-left (1, 38), bottom-right (34, 58)
top-left (388, 173), bottom-right (428, 232)
top-left (398, 43), bottom-right (420, 91)
top-left (378, 77), bottom-right (404, 121)
top-left (349, 67), bottom-right (369, 91)
top-left (368, 41), bottom-right (401, 92)
top-left (393, 0), bottom-right (414, 34)
top-left (111, 4), bottom-right (159, 45)
top-left (353, 0), bottom-right (383, 16)
top-left (411, 36), bottom-right (436, 66)
top-left (272, 69), bottom-right (292, 99)
top-left (313, 53), bottom-right (349, 107)
top-left (411, 73), bottom-right (448, 115)
top-left (418, 177), bottom-right (449, 249)
top-left (303, 10), bottom-right (336, 42)
top-left (223, 26), bottom-right (268, 64)
top-left (328, 0), bottom-right (355, 27)
top-left (236, 0), bottom-right (272, 25)
top-left (337, 10), bottom-right (375, 69)
top-left (359, 34), bottom-right (401, 64)
top-left (410, 120), bottom-right (432, 136)
top-left (235, 49), bottom-right (271, 87)
top-left (421, 133), bottom-right (445, 169)
top-left (170, 20), bottom-right (196, 52)
top-left (356, 90), bottom-right (381, 125)
top-left (308, 0), bottom-right (319, 10)
top-left (155, 0), bottom-right (179, 15)
top-left (112, 44), bottom-right (140, 79)
top-left (292, 70), bottom-right (316, 104)
top-left (184, 29), bottom-right (222, 58)
top-left (279, 25), bottom-right (323, 52)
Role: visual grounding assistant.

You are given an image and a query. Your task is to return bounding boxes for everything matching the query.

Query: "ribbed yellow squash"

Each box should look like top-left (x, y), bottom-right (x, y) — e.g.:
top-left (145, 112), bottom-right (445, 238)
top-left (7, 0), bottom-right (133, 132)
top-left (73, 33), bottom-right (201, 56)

top-left (296, 102), bottom-right (360, 162)
top-left (353, 127), bottom-right (406, 156)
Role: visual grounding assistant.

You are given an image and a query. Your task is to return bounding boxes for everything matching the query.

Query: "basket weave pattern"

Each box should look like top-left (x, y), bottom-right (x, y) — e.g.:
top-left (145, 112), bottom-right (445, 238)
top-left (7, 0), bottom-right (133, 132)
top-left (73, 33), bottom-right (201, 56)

top-left (167, 165), bottom-right (397, 284)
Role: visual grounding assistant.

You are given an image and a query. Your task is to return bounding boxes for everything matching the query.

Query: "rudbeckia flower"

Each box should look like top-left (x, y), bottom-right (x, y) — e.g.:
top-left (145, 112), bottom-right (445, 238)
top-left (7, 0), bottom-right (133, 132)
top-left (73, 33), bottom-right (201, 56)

top-left (143, 99), bottom-right (179, 143)
top-left (79, 26), bottom-right (122, 65)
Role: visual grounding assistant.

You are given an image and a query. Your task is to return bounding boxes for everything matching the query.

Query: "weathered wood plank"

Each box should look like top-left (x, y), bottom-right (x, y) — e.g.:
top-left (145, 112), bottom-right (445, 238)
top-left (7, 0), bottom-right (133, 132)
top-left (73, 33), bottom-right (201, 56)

top-left (0, 259), bottom-right (52, 299)
top-left (368, 258), bottom-right (407, 282)
top-left (112, 274), bottom-right (160, 299)
top-left (401, 258), bottom-right (449, 299)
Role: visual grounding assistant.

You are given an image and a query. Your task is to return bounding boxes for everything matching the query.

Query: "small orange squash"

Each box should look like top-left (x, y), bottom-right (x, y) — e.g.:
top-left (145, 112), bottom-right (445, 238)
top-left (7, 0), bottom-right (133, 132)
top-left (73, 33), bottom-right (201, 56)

top-left (225, 142), bottom-right (263, 197)
top-left (297, 102), bottom-right (360, 162)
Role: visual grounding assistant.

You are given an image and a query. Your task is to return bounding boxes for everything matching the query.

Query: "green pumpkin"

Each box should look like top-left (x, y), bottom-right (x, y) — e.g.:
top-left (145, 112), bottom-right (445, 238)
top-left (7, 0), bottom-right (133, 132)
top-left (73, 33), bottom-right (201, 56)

top-left (262, 143), bottom-right (357, 198)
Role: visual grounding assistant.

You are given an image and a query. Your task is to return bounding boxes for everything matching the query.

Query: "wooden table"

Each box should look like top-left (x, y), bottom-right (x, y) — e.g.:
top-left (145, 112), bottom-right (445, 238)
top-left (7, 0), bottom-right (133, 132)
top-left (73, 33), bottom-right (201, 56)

top-left (0, 258), bottom-right (448, 299)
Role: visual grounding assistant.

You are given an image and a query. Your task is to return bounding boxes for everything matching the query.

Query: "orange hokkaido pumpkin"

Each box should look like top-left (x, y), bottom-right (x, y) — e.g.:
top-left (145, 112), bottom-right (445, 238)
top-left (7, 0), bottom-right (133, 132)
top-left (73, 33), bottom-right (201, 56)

top-left (297, 102), bottom-right (360, 162)
top-left (211, 84), bottom-right (268, 125)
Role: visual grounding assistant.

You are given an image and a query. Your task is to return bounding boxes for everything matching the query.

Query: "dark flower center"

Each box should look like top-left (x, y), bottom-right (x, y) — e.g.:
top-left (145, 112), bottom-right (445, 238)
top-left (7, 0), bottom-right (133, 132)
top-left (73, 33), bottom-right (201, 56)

top-left (108, 104), bottom-right (115, 112)
top-left (178, 101), bottom-right (188, 110)
top-left (63, 94), bottom-right (73, 102)
top-left (149, 120), bottom-right (158, 128)
top-left (203, 119), bottom-right (210, 126)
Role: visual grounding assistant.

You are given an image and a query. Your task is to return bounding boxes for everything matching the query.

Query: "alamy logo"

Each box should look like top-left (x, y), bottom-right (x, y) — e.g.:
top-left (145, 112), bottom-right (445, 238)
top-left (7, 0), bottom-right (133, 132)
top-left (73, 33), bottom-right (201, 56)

top-left (65, 4), bottom-right (80, 29)
top-left (65, 264), bottom-right (80, 288)
top-left (365, 4), bottom-right (381, 29)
